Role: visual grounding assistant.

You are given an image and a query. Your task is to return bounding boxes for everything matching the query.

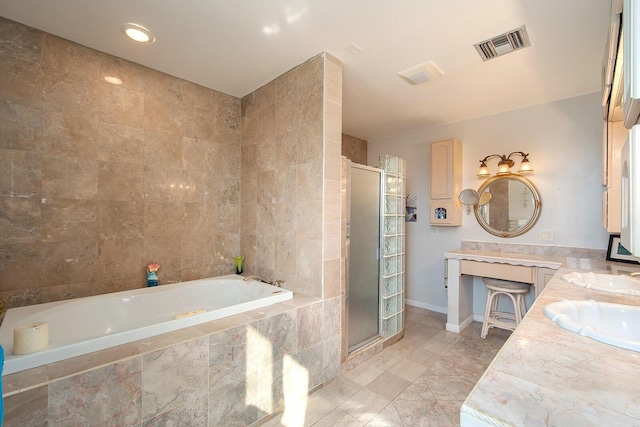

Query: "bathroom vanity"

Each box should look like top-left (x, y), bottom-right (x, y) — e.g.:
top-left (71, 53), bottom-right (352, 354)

top-left (460, 261), bottom-right (640, 426)
top-left (444, 249), bottom-right (561, 333)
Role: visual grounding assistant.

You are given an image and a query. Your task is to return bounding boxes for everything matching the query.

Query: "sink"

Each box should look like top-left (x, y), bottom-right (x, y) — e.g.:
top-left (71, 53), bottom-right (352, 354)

top-left (561, 272), bottom-right (640, 296)
top-left (543, 300), bottom-right (640, 352)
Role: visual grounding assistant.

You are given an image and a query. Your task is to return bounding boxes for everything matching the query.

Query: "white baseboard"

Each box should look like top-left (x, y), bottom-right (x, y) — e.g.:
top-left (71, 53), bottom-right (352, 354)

top-left (446, 314), bottom-right (475, 333)
top-left (405, 299), bottom-right (447, 314)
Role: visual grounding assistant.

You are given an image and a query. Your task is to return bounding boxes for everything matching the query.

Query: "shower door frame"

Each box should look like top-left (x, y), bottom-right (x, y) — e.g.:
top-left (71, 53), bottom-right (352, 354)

top-left (345, 162), bottom-right (385, 354)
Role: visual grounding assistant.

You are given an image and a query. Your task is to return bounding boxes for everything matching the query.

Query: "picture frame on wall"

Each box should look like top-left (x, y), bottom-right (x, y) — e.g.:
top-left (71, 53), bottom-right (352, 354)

top-left (406, 193), bottom-right (417, 222)
top-left (606, 234), bottom-right (640, 264)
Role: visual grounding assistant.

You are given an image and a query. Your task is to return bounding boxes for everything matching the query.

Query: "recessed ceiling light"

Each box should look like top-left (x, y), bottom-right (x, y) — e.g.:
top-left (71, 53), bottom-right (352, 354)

top-left (121, 23), bottom-right (155, 43)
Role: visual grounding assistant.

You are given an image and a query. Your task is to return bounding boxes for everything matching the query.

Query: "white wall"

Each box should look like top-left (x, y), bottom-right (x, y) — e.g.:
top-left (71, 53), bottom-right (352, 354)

top-left (367, 92), bottom-right (609, 311)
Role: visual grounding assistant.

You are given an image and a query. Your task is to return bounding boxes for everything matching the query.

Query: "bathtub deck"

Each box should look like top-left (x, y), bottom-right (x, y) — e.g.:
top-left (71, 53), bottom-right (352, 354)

top-left (3, 289), bottom-right (341, 426)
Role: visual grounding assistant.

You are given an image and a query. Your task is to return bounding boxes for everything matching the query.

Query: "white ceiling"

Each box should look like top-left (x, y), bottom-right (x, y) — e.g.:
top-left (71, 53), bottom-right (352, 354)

top-left (0, 0), bottom-right (611, 141)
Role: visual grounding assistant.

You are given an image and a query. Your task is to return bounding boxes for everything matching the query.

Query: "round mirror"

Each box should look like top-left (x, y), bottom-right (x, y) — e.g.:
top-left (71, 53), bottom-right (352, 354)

top-left (474, 174), bottom-right (541, 238)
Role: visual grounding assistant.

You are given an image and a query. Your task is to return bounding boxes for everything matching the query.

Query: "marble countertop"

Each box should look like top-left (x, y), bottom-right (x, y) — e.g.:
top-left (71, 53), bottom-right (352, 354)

top-left (444, 249), bottom-right (564, 269)
top-left (461, 261), bottom-right (640, 426)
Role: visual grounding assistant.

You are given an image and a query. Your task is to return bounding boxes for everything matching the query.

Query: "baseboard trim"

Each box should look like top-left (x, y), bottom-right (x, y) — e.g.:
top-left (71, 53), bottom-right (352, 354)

top-left (405, 299), bottom-right (447, 314)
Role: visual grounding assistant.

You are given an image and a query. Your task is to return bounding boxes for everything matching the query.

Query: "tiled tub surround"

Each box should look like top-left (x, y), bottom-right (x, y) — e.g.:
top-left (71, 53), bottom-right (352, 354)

top-left (461, 261), bottom-right (640, 426)
top-left (0, 16), bottom-right (345, 426)
top-left (0, 275), bottom-right (293, 375)
top-left (0, 17), bottom-right (342, 306)
top-left (341, 133), bottom-right (367, 165)
top-left (240, 52), bottom-right (343, 300)
top-left (3, 294), bottom-right (341, 426)
top-left (0, 17), bottom-right (242, 310)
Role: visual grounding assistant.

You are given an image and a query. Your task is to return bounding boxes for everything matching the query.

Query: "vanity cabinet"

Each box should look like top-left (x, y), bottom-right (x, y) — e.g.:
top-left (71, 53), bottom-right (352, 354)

top-left (623, 0), bottom-right (640, 128)
top-left (536, 267), bottom-right (556, 297)
top-left (444, 250), bottom-right (562, 333)
top-left (430, 138), bottom-right (462, 226)
top-left (603, 120), bottom-right (628, 232)
top-left (602, 0), bottom-right (628, 233)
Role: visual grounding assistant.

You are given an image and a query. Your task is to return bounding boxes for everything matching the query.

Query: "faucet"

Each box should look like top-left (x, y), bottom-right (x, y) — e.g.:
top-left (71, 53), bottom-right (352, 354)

top-left (629, 272), bottom-right (640, 278)
top-left (243, 275), bottom-right (268, 283)
top-left (243, 275), bottom-right (284, 287)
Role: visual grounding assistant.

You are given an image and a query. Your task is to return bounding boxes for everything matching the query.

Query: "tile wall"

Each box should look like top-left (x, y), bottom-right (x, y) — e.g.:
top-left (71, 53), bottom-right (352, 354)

top-left (0, 17), bottom-right (344, 426)
top-left (341, 133), bottom-right (368, 165)
top-left (0, 17), bottom-right (242, 310)
top-left (3, 295), bottom-right (341, 426)
top-left (240, 53), bottom-right (343, 300)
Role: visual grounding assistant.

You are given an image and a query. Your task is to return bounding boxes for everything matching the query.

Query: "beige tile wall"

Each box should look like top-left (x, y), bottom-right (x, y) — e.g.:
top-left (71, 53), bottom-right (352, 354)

top-left (323, 55), bottom-right (343, 300)
top-left (241, 53), bottom-right (343, 299)
top-left (0, 17), bottom-right (242, 309)
top-left (3, 295), bottom-right (341, 426)
top-left (342, 133), bottom-right (368, 165)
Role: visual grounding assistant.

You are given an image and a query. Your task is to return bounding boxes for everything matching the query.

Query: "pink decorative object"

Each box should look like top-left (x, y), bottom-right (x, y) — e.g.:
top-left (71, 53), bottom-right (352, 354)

top-left (148, 262), bottom-right (160, 273)
top-left (147, 262), bottom-right (160, 287)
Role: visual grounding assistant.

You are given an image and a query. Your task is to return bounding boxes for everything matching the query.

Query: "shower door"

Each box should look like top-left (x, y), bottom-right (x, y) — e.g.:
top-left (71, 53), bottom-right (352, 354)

top-left (346, 163), bottom-right (383, 352)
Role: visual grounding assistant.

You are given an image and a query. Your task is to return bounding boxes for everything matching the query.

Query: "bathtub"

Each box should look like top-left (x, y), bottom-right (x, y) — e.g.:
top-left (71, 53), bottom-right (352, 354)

top-left (0, 275), bottom-right (292, 376)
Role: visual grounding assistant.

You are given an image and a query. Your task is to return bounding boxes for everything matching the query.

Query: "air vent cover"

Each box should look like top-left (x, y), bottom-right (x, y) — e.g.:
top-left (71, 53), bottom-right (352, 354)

top-left (474, 26), bottom-right (531, 61)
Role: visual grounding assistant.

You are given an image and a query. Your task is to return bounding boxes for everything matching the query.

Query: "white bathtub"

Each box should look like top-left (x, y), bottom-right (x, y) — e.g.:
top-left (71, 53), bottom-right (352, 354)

top-left (0, 275), bottom-right (292, 375)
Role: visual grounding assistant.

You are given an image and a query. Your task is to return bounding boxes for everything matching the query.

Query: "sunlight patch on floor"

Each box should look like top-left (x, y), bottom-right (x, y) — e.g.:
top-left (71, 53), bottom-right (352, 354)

top-left (281, 354), bottom-right (310, 427)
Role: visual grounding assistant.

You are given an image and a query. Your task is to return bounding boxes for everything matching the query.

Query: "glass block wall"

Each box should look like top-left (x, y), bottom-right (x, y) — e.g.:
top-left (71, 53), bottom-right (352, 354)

top-left (379, 154), bottom-right (406, 338)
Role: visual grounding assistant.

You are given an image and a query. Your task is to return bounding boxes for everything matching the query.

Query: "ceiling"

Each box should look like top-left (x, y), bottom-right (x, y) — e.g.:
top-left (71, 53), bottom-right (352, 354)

top-left (0, 0), bottom-right (611, 141)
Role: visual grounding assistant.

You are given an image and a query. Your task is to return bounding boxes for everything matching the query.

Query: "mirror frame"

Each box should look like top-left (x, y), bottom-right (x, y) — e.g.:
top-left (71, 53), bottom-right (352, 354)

top-left (474, 174), bottom-right (542, 238)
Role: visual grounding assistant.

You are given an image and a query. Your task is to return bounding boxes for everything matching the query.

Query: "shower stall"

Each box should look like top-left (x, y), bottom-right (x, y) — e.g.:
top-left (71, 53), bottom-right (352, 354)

top-left (345, 155), bottom-right (406, 354)
top-left (346, 163), bottom-right (383, 352)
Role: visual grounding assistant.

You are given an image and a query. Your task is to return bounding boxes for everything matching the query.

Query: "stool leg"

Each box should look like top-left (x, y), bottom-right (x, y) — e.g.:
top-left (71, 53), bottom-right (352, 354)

top-left (491, 291), bottom-right (499, 314)
top-left (514, 294), bottom-right (522, 325)
top-left (481, 290), bottom-right (495, 339)
top-left (502, 292), bottom-right (519, 329)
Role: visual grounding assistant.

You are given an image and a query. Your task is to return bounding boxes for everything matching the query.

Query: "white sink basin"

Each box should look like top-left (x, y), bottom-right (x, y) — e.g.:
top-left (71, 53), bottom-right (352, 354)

top-left (561, 272), bottom-right (640, 296)
top-left (543, 300), bottom-right (640, 352)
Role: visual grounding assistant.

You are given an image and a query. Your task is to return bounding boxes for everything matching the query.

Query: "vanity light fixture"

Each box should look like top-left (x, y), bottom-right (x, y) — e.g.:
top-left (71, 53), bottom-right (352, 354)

top-left (121, 23), bottom-right (155, 43)
top-left (477, 152), bottom-right (533, 177)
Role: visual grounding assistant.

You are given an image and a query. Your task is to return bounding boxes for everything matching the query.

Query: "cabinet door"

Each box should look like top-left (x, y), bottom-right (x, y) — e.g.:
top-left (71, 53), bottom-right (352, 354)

top-left (430, 140), bottom-right (454, 199)
top-left (430, 200), bottom-right (455, 225)
top-left (605, 121), bottom-right (628, 232)
top-left (429, 138), bottom-right (462, 226)
top-left (623, 0), bottom-right (640, 128)
top-left (535, 267), bottom-right (556, 298)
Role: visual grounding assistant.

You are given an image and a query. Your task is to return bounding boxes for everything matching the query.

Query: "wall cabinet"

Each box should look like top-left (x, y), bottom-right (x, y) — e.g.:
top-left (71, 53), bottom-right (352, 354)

top-left (430, 138), bottom-right (462, 226)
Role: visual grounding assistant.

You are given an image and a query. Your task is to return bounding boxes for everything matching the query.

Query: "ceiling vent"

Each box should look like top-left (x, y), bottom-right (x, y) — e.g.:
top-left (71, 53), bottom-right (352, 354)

top-left (474, 26), bottom-right (531, 61)
top-left (398, 60), bottom-right (445, 85)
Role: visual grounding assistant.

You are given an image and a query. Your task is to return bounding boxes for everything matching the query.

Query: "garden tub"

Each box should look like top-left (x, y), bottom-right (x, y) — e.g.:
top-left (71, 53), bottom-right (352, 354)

top-left (0, 275), bottom-right (292, 375)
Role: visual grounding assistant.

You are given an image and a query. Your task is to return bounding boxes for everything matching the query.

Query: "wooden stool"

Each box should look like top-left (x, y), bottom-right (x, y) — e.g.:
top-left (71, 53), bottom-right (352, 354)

top-left (481, 277), bottom-right (530, 339)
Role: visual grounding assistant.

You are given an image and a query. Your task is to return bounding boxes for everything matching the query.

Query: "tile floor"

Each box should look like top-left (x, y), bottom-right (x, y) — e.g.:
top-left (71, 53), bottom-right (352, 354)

top-left (261, 306), bottom-right (511, 427)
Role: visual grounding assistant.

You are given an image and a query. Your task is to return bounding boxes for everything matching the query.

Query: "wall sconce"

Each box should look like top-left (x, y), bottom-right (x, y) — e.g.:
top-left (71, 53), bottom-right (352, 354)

top-left (477, 151), bottom-right (533, 177)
